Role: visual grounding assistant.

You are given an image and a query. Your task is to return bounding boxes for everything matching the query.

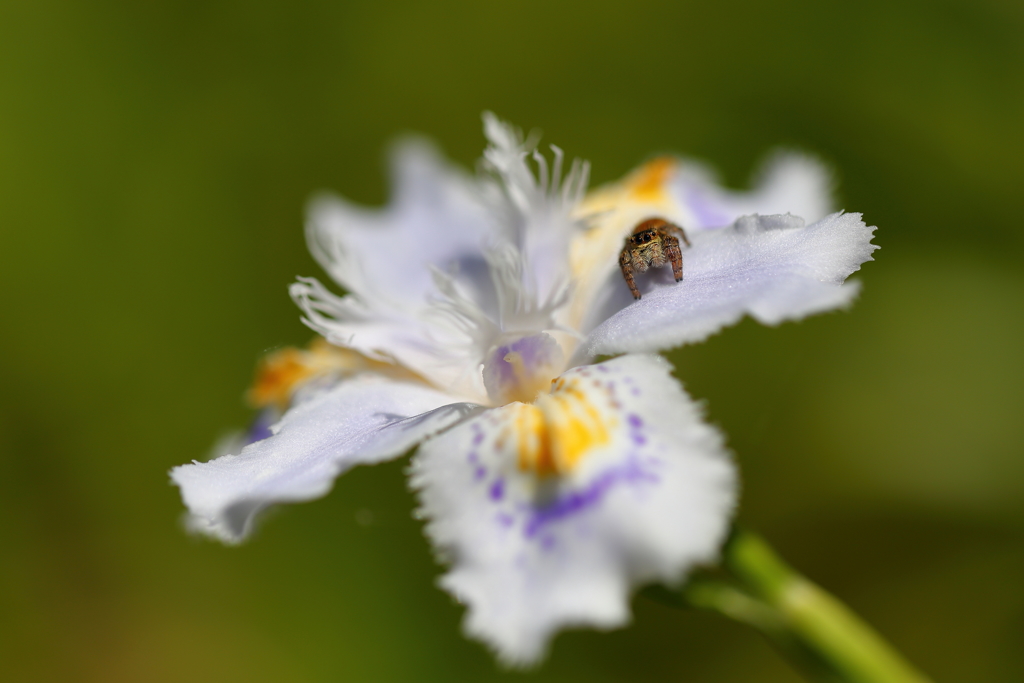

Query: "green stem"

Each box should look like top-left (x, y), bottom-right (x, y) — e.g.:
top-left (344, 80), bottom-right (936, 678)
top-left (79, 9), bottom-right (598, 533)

top-left (655, 528), bottom-right (934, 683)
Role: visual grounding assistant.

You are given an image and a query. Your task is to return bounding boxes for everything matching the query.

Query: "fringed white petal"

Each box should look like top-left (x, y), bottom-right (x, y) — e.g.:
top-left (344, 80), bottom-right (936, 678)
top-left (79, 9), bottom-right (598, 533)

top-left (297, 140), bottom-right (504, 398)
top-left (172, 376), bottom-right (481, 543)
top-left (567, 153), bottom-right (835, 336)
top-left (290, 276), bottom-right (488, 400)
top-left (307, 139), bottom-right (493, 309)
top-left (294, 121), bottom-right (587, 399)
top-left (580, 212), bottom-right (878, 359)
top-left (411, 355), bottom-right (736, 666)
top-left (480, 113), bottom-right (587, 331)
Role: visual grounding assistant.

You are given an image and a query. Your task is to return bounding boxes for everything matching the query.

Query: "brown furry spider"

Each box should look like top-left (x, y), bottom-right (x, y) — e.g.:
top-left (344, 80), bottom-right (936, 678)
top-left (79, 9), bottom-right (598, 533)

top-left (619, 218), bottom-right (692, 300)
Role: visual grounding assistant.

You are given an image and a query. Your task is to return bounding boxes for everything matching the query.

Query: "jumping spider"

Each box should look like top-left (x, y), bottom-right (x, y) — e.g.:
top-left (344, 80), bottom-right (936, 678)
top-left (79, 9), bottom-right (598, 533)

top-left (619, 217), bottom-right (692, 300)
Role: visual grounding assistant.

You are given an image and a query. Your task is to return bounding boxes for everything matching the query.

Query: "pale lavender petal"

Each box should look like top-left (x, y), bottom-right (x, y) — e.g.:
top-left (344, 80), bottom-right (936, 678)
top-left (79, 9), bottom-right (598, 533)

top-left (671, 152), bottom-right (834, 230)
top-left (172, 376), bottom-right (481, 543)
top-left (581, 212), bottom-right (878, 358)
top-left (293, 140), bottom-right (504, 397)
top-left (307, 139), bottom-right (495, 310)
top-left (568, 154), bottom-right (836, 340)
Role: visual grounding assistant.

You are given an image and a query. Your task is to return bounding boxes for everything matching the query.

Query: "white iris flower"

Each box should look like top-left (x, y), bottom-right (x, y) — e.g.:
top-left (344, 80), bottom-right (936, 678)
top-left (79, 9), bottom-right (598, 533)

top-left (172, 114), bottom-right (877, 665)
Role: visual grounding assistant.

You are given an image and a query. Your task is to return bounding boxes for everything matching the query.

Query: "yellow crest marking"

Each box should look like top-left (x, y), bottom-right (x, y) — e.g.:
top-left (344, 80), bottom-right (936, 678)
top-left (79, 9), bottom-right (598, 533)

top-left (511, 378), bottom-right (614, 477)
top-left (248, 338), bottom-right (419, 409)
top-left (249, 347), bottom-right (319, 409)
top-left (513, 404), bottom-right (555, 475)
top-left (626, 156), bottom-right (676, 203)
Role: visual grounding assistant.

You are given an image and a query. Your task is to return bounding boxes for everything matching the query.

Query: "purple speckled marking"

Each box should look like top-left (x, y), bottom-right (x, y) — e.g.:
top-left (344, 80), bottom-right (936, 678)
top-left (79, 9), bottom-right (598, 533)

top-left (541, 536), bottom-right (556, 551)
top-left (474, 466), bottom-right (487, 481)
top-left (524, 461), bottom-right (659, 537)
top-left (489, 478), bottom-right (505, 501)
top-left (467, 451), bottom-right (478, 463)
top-left (629, 413), bottom-right (648, 445)
top-left (496, 512), bottom-right (515, 528)
top-left (596, 365), bottom-right (610, 374)
top-left (631, 387), bottom-right (641, 396)
top-left (472, 429), bottom-right (484, 446)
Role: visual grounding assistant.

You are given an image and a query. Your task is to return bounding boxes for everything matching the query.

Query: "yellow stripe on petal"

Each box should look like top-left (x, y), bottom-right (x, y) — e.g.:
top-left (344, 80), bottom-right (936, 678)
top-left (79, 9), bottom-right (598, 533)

top-left (249, 347), bottom-right (317, 409)
top-left (565, 157), bottom-right (684, 331)
top-left (511, 376), bottom-right (615, 477)
top-left (626, 156), bottom-right (677, 204)
top-left (543, 385), bottom-right (612, 473)
top-left (574, 156), bottom-right (680, 222)
top-left (248, 338), bottom-right (421, 409)
top-left (512, 403), bottom-right (555, 476)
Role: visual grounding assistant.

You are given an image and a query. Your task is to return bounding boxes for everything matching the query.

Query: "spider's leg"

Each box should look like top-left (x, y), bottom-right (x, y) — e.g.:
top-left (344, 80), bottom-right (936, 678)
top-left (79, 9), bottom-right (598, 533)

top-left (620, 250), bottom-right (642, 299)
top-left (666, 222), bottom-right (691, 247)
top-left (664, 234), bottom-right (684, 282)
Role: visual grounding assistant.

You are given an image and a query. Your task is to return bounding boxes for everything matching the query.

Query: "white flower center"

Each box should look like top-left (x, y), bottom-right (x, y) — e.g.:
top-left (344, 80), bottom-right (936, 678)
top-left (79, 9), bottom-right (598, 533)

top-left (482, 333), bottom-right (564, 405)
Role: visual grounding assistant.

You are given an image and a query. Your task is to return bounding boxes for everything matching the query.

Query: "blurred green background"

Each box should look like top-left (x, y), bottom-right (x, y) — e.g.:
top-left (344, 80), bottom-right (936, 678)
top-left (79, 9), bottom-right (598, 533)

top-left (2, 0), bottom-right (1022, 681)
